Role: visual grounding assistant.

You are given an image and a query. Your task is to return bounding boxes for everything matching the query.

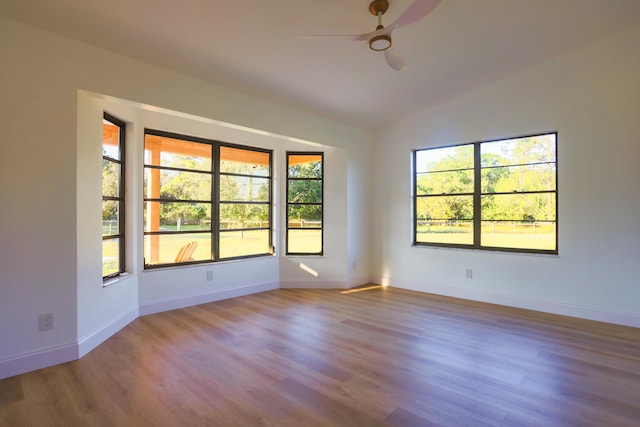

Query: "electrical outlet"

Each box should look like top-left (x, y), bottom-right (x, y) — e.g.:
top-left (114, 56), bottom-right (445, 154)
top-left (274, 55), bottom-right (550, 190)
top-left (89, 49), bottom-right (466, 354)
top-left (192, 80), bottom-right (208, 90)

top-left (39, 313), bottom-right (54, 331)
top-left (465, 268), bottom-right (473, 279)
top-left (206, 270), bottom-right (214, 281)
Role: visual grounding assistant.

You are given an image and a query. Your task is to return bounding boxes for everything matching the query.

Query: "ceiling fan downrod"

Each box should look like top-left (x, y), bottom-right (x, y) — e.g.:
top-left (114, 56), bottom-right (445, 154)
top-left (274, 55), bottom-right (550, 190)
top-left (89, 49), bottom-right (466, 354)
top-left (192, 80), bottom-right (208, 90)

top-left (368, 0), bottom-right (392, 51)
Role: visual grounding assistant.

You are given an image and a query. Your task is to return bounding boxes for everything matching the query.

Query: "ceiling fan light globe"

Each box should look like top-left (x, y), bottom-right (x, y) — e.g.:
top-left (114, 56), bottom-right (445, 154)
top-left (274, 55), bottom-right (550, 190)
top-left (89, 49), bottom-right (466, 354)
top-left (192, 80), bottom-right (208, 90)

top-left (369, 35), bottom-right (391, 51)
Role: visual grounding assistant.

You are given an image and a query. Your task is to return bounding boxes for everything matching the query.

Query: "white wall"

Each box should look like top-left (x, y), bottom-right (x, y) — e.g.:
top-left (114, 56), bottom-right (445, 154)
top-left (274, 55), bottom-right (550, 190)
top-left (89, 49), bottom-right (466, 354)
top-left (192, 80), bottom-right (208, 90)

top-left (0, 16), bottom-right (371, 379)
top-left (346, 145), bottom-right (372, 286)
top-left (279, 145), bottom-right (350, 288)
top-left (3, 11), bottom-right (637, 380)
top-left (76, 93), bottom-right (140, 357)
top-left (372, 24), bottom-right (640, 326)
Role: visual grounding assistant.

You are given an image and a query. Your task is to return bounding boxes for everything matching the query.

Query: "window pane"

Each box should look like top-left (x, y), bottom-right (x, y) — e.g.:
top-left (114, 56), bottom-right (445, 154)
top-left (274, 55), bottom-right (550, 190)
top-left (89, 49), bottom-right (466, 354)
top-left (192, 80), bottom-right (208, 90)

top-left (288, 155), bottom-right (322, 178)
top-left (481, 193), bottom-right (556, 222)
top-left (287, 205), bottom-right (322, 226)
top-left (416, 220), bottom-right (474, 245)
top-left (481, 134), bottom-right (556, 167)
top-left (220, 146), bottom-right (270, 176)
top-left (102, 201), bottom-right (120, 236)
top-left (144, 168), bottom-right (211, 201)
top-left (481, 221), bottom-right (556, 251)
top-left (102, 160), bottom-right (121, 197)
top-left (220, 203), bottom-right (269, 229)
top-left (219, 229), bottom-right (271, 259)
top-left (416, 145), bottom-right (474, 173)
top-left (144, 234), bottom-right (212, 266)
top-left (144, 202), bottom-right (211, 232)
top-left (416, 195), bottom-right (473, 221)
top-left (288, 180), bottom-right (322, 203)
top-left (220, 175), bottom-right (269, 202)
top-left (102, 238), bottom-right (120, 277)
top-left (103, 120), bottom-right (120, 160)
top-left (482, 163), bottom-right (556, 193)
top-left (416, 169), bottom-right (473, 195)
top-left (144, 134), bottom-right (211, 171)
top-left (416, 194), bottom-right (473, 245)
top-left (287, 229), bottom-right (322, 254)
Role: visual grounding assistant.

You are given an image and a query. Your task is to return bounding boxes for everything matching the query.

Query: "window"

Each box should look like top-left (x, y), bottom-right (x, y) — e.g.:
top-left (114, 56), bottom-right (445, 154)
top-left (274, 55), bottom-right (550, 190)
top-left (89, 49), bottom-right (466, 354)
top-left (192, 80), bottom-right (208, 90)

top-left (102, 113), bottom-right (126, 279)
top-left (414, 132), bottom-right (557, 254)
top-left (143, 129), bottom-right (272, 268)
top-left (286, 152), bottom-right (323, 255)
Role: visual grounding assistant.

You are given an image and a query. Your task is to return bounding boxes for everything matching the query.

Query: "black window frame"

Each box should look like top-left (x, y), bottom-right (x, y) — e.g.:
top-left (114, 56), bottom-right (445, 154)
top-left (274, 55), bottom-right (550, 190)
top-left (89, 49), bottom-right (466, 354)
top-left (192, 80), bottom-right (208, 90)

top-left (143, 129), bottom-right (273, 269)
top-left (286, 152), bottom-right (324, 256)
top-left (102, 113), bottom-right (126, 280)
top-left (413, 132), bottom-right (558, 255)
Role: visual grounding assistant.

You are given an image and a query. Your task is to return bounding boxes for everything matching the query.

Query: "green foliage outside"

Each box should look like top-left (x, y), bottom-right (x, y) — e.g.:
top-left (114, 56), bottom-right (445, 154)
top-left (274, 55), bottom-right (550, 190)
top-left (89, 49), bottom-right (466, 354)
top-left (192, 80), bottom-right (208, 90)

top-left (142, 153), bottom-right (271, 229)
top-left (219, 163), bottom-right (270, 230)
top-left (416, 136), bottom-right (555, 223)
top-left (102, 159), bottom-right (120, 222)
top-left (159, 159), bottom-right (211, 225)
top-left (288, 159), bottom-right (322, 224)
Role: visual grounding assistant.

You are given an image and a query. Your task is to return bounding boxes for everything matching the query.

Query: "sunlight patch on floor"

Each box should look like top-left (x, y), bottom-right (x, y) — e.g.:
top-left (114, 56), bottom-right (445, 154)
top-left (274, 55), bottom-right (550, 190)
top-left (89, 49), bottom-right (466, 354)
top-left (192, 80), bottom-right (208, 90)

top-left (340, 285), bottom-right (384, 294)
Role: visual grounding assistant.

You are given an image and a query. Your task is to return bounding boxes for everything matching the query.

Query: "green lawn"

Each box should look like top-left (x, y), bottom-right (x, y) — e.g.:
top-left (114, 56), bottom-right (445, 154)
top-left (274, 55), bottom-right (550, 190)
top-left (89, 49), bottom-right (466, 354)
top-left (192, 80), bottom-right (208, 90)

top-left (104, 222), bottom-right (554, 276)
top-left (143, 231), bottom-right (272, 266)
top-left (416, 223), bottom-right (556, 250)
top-left (103, 229), bottom-right (323, 275)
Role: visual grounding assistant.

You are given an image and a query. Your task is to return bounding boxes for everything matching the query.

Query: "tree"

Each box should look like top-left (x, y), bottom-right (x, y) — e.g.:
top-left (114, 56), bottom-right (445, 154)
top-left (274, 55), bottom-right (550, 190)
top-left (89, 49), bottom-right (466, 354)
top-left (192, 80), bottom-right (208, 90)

top-left (102, 159), bottom-right (120, 221)
top-left (482, 136), bottom-right (556, 222)
top-left (158, 156), bottom-right (211, 226)
top-left (288, 160), bottom-right (322, 223)
top-left (416, 136), bottom-right (555, 223)
top-left (219, 161), bottom-right (270, 230)
top-left (416, 145), bottom-right (473, 221)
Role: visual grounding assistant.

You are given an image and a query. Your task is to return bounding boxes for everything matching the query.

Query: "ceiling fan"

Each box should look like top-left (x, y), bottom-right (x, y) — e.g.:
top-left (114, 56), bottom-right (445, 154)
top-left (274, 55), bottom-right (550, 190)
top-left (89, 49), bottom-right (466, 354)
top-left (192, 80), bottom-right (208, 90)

top-left (304, 0), bottom-right (442, 71)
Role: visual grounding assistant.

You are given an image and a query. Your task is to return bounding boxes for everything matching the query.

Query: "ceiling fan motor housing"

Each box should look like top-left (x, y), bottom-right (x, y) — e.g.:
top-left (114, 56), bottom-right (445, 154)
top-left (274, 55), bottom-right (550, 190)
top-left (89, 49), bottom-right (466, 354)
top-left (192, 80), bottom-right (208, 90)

top-left (370, 33), bottom-right (392, 51)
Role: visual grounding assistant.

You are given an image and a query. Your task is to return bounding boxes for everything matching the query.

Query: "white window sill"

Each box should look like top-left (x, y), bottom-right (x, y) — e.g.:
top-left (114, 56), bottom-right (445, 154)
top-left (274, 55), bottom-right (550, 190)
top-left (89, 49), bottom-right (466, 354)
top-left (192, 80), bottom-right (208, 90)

top-left (103, 272), bottom-right (133, 287)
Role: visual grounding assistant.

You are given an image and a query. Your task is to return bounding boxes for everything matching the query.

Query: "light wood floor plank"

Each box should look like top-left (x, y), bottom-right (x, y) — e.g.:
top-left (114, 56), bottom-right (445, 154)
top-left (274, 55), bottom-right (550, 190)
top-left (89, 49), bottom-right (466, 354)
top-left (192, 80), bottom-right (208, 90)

top-left (1, 286), bottom-right (640, 426)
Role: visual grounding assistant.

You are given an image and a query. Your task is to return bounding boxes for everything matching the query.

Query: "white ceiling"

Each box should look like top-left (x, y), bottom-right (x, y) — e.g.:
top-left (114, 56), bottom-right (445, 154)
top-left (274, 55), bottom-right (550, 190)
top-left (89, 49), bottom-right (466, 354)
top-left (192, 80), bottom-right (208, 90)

top-left (2, 0), bottom-right (640, 131)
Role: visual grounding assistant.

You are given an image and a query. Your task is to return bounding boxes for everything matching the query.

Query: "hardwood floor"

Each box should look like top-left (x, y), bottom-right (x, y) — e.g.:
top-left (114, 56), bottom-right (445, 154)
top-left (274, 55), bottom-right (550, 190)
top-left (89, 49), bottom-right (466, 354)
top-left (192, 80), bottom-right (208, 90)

top-left (1, 286), bottom-right (640, 426)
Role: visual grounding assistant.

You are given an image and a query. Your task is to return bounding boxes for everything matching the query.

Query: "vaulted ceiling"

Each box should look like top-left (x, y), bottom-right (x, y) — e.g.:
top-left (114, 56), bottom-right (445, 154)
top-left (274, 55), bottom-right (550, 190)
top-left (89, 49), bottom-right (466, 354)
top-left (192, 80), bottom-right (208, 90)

top-left (2, 0), bottom-right (640, 130)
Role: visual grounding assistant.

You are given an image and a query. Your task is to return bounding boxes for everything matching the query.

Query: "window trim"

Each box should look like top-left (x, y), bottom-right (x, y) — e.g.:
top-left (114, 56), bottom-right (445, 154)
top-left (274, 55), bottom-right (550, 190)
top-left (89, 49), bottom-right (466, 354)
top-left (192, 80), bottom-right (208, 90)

top-left (102, 112), bottom-right (126, 280)
top-left (286, 151), bottom-right (324, 256)
top-left (143, 128), bottom-right (273, 269)
top-left (413, 132), bottom-right (558, 255)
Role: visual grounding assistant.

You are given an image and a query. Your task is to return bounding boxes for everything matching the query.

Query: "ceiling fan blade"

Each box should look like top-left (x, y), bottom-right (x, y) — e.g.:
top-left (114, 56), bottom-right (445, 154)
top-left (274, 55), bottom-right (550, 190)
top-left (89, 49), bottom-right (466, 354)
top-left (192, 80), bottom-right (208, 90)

top-left (298, 33), bottom-right (370, 41)
top-left (391, 0), bottom-right (442, 30)
top-left (384, 47), bottom-right (407, 71)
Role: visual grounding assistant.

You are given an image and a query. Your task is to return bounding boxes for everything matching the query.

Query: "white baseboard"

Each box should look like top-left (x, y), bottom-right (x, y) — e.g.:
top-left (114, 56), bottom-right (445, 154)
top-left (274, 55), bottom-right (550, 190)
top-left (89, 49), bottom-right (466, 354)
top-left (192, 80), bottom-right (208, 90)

top-left (0, 342), bottom-right (78, 380)
top-left (396, 281), bottom-right (640, 328)
top-left (139, 281), bottom-right (279, 316)
top-left (77, 305), bottom-right (139, 358)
